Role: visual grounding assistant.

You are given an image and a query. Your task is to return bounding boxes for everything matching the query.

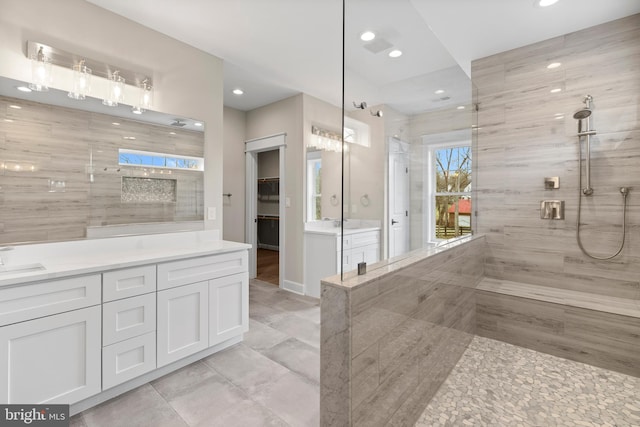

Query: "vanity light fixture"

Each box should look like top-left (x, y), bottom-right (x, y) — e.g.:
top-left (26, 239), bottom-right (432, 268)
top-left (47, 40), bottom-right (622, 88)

top-left (232, 88), bottom-right (244, 95)
top-left (16, 86), bottom-right (32, 93)
top-left (103, 71), bottom-right (125, 107)
top-left (360, 31), bottom-right (376, 42)
top-left (547, 62), bottom-right (562, 69)
top-left (68, 60), bottom-right (92, 100)
top-left (29, 46), bottom-right (52, 92)
top-left (388, 49), bottom-right (402, 58)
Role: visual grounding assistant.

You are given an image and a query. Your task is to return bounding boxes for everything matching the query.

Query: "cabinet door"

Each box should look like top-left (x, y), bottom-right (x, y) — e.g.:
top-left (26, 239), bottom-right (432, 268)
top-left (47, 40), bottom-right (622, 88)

top-left (157, 281), bottom-right (209, 367)
top-left (209, 273), bottom-right (248, 346)
top-left (0, 306), bottom-right (101, 404)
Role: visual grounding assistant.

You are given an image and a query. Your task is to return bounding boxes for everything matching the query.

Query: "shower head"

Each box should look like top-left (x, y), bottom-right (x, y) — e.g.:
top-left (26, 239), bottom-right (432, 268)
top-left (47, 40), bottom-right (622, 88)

top-left (573, 108), bottom-right (592, 120)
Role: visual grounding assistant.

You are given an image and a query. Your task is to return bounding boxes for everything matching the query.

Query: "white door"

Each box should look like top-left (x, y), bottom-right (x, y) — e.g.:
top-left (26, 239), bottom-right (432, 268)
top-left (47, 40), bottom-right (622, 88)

top-left (157, 281), bottom-right (209, 367)
top-left (0, 306), bottom-right (101, 404)
top-left (209, 272), bottom-right (249, 346)
top-left (388, 148), bottom-right (410, 258)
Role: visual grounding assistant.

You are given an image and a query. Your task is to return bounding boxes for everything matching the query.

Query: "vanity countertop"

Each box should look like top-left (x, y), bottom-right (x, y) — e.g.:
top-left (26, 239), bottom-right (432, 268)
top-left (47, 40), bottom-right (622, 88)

top-left (0, 231), bottom-right (250, 288)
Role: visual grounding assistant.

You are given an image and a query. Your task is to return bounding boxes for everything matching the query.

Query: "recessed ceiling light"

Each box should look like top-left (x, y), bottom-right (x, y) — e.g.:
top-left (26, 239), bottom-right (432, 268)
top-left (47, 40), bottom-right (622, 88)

top-left (550, 88), bottom-right (562, 93)
top-left (535, 0), bottom-right (559, 7)
top-left (360, 31), bottom-right (376, 42)
top-left (457, 106), bottom-right (465, 110)
top-left (388, 49), bottom-right (402, 58)
top-left (233, 88), bottom-right (244, 95)
top-left (112, 122), bottom-right (120, 126)
top-left (547, 62), bottom-right (562, 69)
top-left (9, 105), bottom-right (22, 109)
top-left (434, 89), bottom-right (445, 94)
top-left (194, 122), bottom-right (203, 127)
top-left (16, 86), bottom-right (32, 93)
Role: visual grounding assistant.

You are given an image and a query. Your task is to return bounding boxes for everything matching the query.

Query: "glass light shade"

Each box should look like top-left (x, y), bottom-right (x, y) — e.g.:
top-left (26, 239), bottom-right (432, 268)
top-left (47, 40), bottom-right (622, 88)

top-left (68, 61), bottom-right (92, 100)
top-left (103, 71), bottom-right (125, 107)
top-left (133, 79), bottom-right (153, 114)
top-left (29, 47), bottom-right (52, 92)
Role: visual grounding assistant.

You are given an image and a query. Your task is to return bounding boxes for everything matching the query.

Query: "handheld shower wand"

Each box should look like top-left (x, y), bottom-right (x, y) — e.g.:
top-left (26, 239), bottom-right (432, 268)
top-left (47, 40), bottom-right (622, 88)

top-left (574, 95), bottom-right (630, 260)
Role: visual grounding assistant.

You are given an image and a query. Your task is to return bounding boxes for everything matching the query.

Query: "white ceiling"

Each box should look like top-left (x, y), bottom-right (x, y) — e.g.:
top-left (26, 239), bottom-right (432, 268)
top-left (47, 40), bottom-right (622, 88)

top-left (86, 0), bottom-right (640, 114)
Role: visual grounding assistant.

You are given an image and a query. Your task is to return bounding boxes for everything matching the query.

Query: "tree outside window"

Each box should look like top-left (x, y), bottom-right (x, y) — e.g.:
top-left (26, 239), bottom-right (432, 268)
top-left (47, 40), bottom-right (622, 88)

top-left (434, 145), bottom-right (472, 239)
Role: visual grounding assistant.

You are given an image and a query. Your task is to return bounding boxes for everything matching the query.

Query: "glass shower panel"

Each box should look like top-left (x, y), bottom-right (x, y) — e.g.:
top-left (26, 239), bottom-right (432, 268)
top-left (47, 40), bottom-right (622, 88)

top-left (341, 0), bottom-right (475, 279)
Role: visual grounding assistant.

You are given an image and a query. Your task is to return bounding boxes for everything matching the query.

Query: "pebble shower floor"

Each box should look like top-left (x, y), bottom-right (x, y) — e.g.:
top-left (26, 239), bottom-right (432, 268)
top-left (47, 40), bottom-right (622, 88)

top-left (416, 336), bottom-right (640, 427)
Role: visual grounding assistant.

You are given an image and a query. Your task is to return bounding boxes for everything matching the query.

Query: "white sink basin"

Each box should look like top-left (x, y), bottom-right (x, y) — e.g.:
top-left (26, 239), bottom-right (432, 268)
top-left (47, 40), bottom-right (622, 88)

top-left (0, 263), bottom-right (46, 275)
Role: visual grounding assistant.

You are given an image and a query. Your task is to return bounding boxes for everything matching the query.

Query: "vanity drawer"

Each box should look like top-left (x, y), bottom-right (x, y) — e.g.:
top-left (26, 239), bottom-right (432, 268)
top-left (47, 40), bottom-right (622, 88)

top-left (103, 265), bottom-right (156, 302)
top-left (157, 251), bottom-right (248, 290)
top-left (102, 293), bottom-right (156, 346)
top-left (351, 231), bottom-right (380, 248)
top-left (340, 235), bottom-right (352, 251)
top-left (0, 274), bottom-right (101, 327)
top-left (102, 331), bottom-right (156, 390)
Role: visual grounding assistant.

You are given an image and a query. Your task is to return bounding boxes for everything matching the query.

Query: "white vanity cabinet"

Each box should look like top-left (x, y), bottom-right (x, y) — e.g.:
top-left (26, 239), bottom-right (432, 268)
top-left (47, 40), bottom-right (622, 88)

top-left (156, 251), bottom-right (249, 367)
top-left (0, 274), bottom-right (102, 404)
top-left (305, 228), bottom-right (380, 298)
top-left (0, 232), bottom-right (249, 411)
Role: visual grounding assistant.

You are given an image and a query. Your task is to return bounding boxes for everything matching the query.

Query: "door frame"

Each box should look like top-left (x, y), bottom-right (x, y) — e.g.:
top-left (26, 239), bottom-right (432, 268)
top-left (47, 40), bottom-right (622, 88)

top-left (245, 133), bottom-right (286, 288)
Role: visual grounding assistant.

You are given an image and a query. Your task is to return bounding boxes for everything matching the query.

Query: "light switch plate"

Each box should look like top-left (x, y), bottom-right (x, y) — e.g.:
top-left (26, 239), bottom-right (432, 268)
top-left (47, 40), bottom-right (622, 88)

top-left (208, 207), bottom-right (216, 220)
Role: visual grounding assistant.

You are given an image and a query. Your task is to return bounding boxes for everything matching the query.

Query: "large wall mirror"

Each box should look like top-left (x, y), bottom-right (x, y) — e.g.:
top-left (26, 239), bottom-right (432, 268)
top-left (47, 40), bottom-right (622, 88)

top-left (0, 76), bottom-right (205, 245)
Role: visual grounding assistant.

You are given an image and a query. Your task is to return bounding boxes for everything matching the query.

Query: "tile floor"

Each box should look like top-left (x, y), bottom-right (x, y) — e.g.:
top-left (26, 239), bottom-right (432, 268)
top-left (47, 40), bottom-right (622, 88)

top-left (71, 281), bottom-right (640, 427)
top-left (416, 335), bottom-right (640, 427)
top-left (71, 279), bottom-right (320, 427)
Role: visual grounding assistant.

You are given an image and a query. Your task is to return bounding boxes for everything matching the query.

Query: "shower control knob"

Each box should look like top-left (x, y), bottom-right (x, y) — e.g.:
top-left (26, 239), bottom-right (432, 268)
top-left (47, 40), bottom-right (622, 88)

top-left (582, 187), bottom-right (594, 196)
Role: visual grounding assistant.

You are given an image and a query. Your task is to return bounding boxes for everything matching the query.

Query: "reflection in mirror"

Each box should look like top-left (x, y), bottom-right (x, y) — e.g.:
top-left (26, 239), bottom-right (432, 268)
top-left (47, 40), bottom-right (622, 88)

top-left (0, 77), bottom-right (205, 245)
top-left (341, 0), bottom-right (475, 277)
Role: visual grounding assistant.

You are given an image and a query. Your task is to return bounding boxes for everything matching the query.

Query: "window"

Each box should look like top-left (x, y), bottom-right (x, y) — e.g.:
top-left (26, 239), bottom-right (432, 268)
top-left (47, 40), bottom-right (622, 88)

top-left (430, 143), bottom-right (472, 241)
top-left (118, 149), bottom-right (204, 171)
top-left (307, 152), bottom-right (322, 221)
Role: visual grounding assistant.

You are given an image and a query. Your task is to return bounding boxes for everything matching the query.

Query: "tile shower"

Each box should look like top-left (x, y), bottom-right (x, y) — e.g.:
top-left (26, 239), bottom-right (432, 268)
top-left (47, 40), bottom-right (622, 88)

top-left (321, 14), bottom-right (639, 427)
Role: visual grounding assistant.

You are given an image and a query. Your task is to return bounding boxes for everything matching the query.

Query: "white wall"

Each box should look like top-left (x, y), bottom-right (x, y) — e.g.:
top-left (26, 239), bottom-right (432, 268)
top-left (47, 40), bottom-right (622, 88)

top-left (222, 106), bottom-right (246, 243)
top-left (0, 0), bottom-right (224, 231)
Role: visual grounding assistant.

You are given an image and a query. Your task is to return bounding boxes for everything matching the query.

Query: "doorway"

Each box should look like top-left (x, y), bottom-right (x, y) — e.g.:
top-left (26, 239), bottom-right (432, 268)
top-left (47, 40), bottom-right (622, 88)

top-left (245, 133), bottom-right (286, 288)
top-left (388, 138), bottom-right (410, 258)
top-left (256, 150), bottom-right (280, 285)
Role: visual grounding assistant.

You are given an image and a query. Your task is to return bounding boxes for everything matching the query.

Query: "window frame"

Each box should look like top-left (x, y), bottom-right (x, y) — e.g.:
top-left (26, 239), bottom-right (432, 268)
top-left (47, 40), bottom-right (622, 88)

top-left (425, 140), bottom-right (472, 244)
top-left (306, 151), bottom-right (322, 222)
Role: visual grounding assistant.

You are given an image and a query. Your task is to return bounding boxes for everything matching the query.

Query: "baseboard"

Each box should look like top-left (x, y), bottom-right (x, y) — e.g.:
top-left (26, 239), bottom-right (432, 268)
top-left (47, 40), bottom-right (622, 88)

top-left (70, 335), bottom-right (242, 416)
top-left (282, 279), bottom-right (304, 295)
